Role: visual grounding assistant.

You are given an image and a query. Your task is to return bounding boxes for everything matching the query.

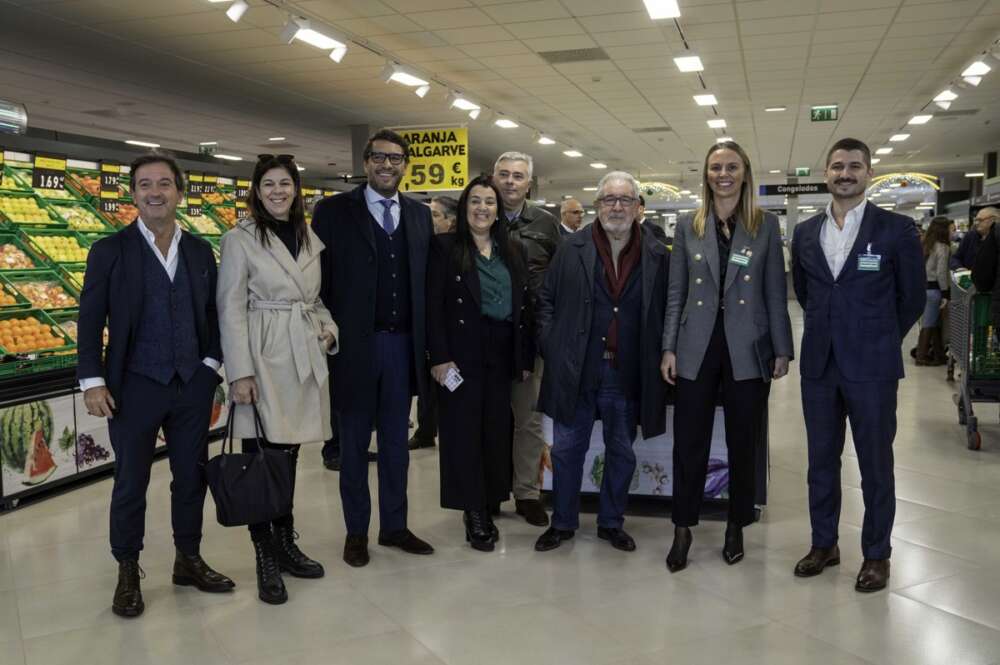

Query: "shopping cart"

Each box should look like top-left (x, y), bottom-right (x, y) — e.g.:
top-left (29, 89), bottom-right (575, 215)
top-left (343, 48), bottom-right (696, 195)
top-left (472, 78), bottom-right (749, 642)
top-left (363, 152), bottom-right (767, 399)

top-left (948, 275), bottom-right (1000, 450)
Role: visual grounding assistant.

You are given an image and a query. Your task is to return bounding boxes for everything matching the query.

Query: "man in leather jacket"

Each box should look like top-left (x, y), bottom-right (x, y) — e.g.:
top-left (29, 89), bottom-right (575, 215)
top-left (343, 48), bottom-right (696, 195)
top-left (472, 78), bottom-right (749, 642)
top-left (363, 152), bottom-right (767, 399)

top-left (493, 151), bottom-right (561, 526)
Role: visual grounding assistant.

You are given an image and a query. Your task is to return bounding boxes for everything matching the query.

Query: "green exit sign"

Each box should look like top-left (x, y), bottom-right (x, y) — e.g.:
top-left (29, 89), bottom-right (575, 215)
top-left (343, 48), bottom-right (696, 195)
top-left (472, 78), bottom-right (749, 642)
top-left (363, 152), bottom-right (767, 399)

top-left (795, 167), bottom-right (811, 177)
top-left (811, 105), bottom-right (838, 122)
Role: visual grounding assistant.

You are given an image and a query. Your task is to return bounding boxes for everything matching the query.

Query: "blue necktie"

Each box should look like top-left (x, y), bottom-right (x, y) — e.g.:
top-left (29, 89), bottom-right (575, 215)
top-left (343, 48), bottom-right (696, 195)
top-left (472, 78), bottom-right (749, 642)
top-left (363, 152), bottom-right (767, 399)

top-left (379, 199), bottom-right (396, 234)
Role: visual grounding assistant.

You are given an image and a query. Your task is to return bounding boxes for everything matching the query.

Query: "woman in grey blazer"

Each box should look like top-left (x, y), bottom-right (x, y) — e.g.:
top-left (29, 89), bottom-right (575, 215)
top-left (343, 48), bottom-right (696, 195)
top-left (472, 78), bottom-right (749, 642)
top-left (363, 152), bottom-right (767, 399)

top-left (660, 141), bottom-right (793, 572)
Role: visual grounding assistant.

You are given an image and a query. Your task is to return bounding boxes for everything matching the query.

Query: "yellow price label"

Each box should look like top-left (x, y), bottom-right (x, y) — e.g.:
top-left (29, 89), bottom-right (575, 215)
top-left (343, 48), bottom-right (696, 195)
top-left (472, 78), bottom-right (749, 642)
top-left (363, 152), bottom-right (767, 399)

top-left (34, 156), bottom-right (67, 171)
top-left (100, 163), bottom-right (120, 174)
top-left (398, 127), bottom-right (468, 193)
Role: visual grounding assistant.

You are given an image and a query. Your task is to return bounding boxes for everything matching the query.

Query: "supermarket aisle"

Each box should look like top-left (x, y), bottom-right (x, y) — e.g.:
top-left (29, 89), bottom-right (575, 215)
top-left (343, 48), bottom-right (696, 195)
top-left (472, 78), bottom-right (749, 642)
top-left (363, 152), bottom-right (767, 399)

top-left (4, 306), bottom-right (1000, 665)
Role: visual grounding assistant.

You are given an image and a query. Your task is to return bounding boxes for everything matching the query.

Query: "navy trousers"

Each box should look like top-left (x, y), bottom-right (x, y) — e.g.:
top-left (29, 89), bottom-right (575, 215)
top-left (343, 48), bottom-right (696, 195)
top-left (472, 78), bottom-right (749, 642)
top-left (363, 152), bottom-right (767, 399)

top-left (107, 367), bottom-right (216, 561)
top-left (551, 360), bottom-right (637, 531)
top-left (802, 353), bottom-right (898, 560)
top-left (338, 332), bottom-right (412, 536)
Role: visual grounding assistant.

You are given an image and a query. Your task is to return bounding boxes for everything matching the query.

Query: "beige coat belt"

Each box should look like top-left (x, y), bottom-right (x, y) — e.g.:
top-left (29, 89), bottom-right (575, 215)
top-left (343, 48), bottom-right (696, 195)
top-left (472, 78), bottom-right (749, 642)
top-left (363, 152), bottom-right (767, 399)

top-left (248, 299), bottom-right (329, 386)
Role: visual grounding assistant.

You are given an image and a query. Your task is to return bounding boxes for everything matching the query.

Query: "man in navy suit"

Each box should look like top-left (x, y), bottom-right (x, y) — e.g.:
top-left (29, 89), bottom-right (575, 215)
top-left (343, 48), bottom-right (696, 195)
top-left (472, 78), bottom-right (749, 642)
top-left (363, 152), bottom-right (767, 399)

top-left (791, 138), bottom-right (925, 592)
top-left (312, 129), bottom-right (435, 567)
top-left (78, 153), bottom-right (234, 618)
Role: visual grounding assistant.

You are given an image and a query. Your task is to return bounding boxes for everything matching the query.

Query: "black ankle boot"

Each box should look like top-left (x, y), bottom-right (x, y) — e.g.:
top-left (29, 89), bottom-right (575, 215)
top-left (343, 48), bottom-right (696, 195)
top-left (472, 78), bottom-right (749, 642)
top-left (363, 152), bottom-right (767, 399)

top-left (723, 522), bottom-right (744, 565)
top-left (252, 536), bottom-right (287, 605)
top-left (273, 523), bottom-right (325, 579)
top-left (666, 526), bottom-right (692, 573)
top-left (464, 510), bottom-right (495, 552)
top-left (486, 511), bottom-right (499, 543)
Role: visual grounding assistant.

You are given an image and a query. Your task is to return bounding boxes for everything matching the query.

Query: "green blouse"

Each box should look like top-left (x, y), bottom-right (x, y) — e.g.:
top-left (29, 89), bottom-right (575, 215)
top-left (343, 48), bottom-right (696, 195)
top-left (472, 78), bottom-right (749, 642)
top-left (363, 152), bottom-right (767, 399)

top-left (476, 248), bottom-right (513, 321)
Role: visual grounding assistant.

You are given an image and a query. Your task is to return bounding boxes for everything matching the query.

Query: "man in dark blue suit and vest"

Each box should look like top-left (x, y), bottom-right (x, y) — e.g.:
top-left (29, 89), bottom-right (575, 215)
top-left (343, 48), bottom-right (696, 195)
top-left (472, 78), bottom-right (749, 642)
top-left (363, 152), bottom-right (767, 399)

top-left (312, 129), bottom-right (435, 567)
top-left (791, 138), bottom-right (925, 592)
top-left (77, 153), bottom-right (234, 618)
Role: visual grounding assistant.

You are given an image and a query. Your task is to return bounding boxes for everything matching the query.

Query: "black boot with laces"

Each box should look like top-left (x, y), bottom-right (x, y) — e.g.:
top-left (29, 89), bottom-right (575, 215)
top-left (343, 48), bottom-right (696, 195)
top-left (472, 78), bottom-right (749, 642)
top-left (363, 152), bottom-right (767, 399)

top-left (112, 559), bottom-right (145, 618)
top-left (273, 522), bottom-right (325, 579)
top-left (252, 535), bottom-right (287, 605)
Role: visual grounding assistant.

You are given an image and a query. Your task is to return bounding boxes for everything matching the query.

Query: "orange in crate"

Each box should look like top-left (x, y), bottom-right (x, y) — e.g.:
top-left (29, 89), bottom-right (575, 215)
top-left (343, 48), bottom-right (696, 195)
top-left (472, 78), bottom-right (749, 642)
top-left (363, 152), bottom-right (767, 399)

top-left (0, 316), bottom-right (65, 354)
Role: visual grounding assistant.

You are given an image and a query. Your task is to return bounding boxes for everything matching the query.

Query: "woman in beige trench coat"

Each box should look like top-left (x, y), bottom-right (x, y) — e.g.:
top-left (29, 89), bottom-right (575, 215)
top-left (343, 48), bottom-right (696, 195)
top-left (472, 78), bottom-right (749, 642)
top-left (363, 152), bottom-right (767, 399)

top-left (217, 154), bottom-right (337, 606)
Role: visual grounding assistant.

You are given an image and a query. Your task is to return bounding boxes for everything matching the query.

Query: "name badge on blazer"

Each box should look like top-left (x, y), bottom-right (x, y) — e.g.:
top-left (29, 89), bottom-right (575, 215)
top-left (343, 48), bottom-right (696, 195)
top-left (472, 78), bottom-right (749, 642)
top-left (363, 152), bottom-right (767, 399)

top-left (729, 246), bottom-right (752, 267)
top-left (857, 243), bottom-right (881, 272)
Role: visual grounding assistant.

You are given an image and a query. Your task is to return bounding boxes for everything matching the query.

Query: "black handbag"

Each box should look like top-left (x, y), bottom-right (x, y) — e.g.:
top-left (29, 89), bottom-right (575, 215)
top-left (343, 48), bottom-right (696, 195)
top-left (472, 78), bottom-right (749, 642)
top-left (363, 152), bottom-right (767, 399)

top-left (204, 403), bottom-right (293, 527)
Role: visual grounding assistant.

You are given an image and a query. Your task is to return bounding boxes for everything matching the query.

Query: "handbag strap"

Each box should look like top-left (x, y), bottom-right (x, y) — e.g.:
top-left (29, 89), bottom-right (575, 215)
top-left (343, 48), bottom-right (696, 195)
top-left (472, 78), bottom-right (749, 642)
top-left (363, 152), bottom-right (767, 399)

top-left (222, 402), bottom-right (268, 456)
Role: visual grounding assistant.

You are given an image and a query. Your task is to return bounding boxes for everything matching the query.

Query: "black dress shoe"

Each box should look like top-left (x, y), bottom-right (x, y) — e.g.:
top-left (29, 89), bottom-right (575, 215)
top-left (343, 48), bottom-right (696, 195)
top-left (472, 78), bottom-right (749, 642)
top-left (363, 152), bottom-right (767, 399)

top-left (515, 499), bottom-right (549, 527)
top-left (112, 559), bottom-right (145, 618)
top-left (855, 559), bottom-right (890, 592)
top-left (534, 527), bottom-right (574, 552)
top-left (722, 523), bottom-right (744, 565)
top-left (463, 511), bottom-right (495, 552)
top-left (323, 455), bottom-right (341, 471)
top-left (252, 537), bottom-right (287, 605)
top-left (666, 526), bottom-right (692, 573)
top-left (793, 545), bottom-right (841, 578)
top-left (597, 526), bottom-right (637, 552)
top-left (407, 435), bottom-right (436, 450)
top-left (273, 524), bottom-right (325, 579)
top-left (378, 529), bottom-right (434, 555)
top-left (343, 534), bottom-right (370, 568)
top-left (172, 551), bottom-right (235, 592)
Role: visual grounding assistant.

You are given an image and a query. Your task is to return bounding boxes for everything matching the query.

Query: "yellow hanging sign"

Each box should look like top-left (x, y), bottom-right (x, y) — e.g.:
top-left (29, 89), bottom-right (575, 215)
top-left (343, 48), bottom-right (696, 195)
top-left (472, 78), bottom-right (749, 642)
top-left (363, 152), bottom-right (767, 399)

top-left (397, 127), bottom-right (468, 193)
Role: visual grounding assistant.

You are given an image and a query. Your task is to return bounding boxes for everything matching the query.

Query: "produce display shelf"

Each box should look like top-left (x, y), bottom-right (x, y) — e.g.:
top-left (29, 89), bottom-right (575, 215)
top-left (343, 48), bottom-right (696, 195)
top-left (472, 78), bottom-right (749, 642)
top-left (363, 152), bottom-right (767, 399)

top-left (178, 210), bottom-right (225, 236)
top-left (204, 205), bottom-right (237, 231)
top-left (0, 280), bottom-right (31, 312)
top-left (19, 228), bottom-right (91, 266)
top-left (0, 308), bottom-right (76, 375)
top-left (0, 165), bottom-right (30, 192)
top-left (56, 263), bottom-right (86, 291)
top-left (0, 232), bottom-right (51, 271)
top-left (46, 199), bottom-right (116, 233)
top-left (98, 202), bottom-right (138, 228)
top-left (0, 191), bottom-right (69, 231)
top-left (10, 167), bottom-right (83, 203)
top-left (0, 269), bottom-right (80, 313)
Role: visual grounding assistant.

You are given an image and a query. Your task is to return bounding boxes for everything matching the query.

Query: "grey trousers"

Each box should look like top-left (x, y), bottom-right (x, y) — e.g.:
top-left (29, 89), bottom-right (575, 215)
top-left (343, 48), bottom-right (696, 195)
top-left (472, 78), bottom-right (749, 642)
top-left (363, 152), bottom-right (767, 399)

top-left (511, 355), bottom-right (546, 500)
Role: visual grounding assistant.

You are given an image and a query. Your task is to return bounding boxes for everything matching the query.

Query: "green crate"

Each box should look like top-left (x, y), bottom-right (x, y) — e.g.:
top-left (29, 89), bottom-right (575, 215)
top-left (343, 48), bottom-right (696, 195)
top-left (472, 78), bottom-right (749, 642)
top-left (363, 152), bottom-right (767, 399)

top-left (0, 270), bottom-right (80, 312)
top-left (12, 167), bottom-right (83, 203)
top-left (0, 165), bottom-right (29, 192)
top-left (0, 277), bottom-right (30, 311)
top-left (18, 228), bottom-right (91, 265)
top-left (0, 307), bottom-right (76, 359)
top-left (204, 205), bottom-right (237, 231)
top-left (177, 210), bottom-right (224, 236)
top-left (0, 190), bottom-right (68, 230)
top-left (56, 263), bottom-right (87, 291)
top-left (970, 293), bottom-right (1000, 378)
top-left (46, 199), bottom-right (115, 233)
top-left (0, 232), bottom-right (49, 271)
top-left (47, 310), bottom-right (80, 347)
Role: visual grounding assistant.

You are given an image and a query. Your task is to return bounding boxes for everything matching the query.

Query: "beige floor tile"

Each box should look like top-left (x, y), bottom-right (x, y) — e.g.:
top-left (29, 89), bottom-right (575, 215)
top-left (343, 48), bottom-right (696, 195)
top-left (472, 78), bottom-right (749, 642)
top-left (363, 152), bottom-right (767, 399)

top-left (234, 630), bottom-right (446, 665)
top-left (0, 589), bottom-right (22, 643)
top-left (1, 639), bottom-right (25, 665)
top-left (898, 571), bottom-right (1000, 632)
top-left (892, 513), bottom-right (1000, 565)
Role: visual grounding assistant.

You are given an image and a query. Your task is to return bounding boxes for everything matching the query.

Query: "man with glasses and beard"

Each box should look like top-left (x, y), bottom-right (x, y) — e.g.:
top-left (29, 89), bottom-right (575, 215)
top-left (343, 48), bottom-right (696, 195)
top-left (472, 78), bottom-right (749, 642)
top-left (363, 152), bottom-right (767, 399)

top-left (533, 171), bottom-right (669, 553)
top-left (791, 138), bottom-right (924, 592)
top-left (312, 129), bottom-right (435, 567)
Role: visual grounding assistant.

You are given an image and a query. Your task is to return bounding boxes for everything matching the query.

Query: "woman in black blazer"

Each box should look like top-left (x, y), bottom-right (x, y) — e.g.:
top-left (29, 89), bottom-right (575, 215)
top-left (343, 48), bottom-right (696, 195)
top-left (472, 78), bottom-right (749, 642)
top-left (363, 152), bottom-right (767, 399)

top-left (426, 174), bottom-right (533, 551)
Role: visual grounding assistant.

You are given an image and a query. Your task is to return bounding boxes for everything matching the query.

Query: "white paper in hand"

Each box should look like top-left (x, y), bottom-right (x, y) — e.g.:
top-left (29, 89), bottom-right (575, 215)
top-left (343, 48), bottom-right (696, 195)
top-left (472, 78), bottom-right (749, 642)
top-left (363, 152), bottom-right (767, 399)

top-left (444, 367), bottom-right (464, 392)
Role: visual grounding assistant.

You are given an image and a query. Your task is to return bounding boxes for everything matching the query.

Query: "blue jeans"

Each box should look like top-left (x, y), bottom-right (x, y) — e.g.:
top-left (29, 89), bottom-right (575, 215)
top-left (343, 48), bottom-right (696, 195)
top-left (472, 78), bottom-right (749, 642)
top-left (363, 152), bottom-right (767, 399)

top-left (921, 289), bottom-right (942, 328)
top-left (551, 361), bottom-right (637, 531)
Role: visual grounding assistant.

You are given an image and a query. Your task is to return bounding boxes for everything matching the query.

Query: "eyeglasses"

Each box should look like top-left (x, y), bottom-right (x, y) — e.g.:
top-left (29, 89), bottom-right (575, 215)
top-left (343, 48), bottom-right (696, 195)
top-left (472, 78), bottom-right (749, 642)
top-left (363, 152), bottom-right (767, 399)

top-left (367, 151), bottom-right (406, 165)
top-left (257, 154), bottom-right (295, 163)
top-left (597, 196), bottom-right (638, 208)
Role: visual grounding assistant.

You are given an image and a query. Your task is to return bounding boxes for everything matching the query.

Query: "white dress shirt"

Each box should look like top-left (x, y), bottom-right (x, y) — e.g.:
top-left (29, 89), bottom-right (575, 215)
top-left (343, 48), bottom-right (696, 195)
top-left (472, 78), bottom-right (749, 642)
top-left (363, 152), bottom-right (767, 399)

top-left (364, 185), bottom-right (400, 231)
top-left (820, 199), bottom-right (867, 279)
top-left (79, 218), bottom-right (220, 393)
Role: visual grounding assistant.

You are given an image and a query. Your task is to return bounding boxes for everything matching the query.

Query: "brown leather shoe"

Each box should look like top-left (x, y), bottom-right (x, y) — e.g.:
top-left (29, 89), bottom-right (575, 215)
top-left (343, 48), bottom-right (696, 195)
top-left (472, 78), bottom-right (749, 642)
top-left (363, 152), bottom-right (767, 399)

top-left (793, 545), bottom-right (840, 577)
top-left (515, 499), bottom-right (549, 527)
top-left (855, 559), bottom-right (890, 592)
top-left (377, 529), bottom-right (434, 555)
top-left (112, 559), bottom-right (145, 618)
top-left (343, 534), bottom-right (370, 567)
top-left (172, 551), bottom-right (235, 592)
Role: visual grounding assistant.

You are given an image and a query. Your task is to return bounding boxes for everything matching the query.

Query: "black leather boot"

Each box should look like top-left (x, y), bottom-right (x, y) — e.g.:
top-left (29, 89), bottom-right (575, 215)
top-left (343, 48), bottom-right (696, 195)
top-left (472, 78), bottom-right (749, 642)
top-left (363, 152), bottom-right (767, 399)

top-left (252, 536), bottom-right (287, 605)
top-left (723, 522), bottom-right (744, 565)
top-left (486, 511), bottom-right (499, 543)
top-left (273, 523), bottom-right (325, 579)
top-left (464, 510), bottom-right (495, 552)
top-left (666, 526), bottom-right (692, 573)
top-left (112, 559), bottom-right (145, 618)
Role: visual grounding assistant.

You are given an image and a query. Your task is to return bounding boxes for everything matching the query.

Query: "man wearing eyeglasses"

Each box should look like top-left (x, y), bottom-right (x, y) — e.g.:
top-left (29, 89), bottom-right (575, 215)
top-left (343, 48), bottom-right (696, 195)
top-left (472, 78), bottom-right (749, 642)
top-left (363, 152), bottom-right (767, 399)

top-left (534, 171), bottom-right (670, 553)
top-left (312, 128), bottom-right (435, 568)
top-left (492, 151), bottom-right (562, 527)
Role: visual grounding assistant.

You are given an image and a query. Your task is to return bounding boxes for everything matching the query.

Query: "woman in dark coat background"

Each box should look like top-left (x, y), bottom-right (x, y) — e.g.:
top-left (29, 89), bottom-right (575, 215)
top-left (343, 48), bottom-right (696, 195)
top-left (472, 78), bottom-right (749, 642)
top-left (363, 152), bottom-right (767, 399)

top-left (426, 174), bottom-right (533, 551)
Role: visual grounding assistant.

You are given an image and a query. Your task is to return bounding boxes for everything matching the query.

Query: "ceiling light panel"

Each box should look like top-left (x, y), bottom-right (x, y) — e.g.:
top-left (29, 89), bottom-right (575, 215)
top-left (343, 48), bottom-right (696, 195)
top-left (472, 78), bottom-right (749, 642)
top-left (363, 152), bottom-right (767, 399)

top-left (693, 94), bottom-right (717, 106)
top-left (962, 60), bottom-right (991, 77)
top-left (707, 119), bottom-right (726, 128)
top-left (673, 51), bottom-right (704, 72)
top-left (642, 0), bottom-right (681, 19)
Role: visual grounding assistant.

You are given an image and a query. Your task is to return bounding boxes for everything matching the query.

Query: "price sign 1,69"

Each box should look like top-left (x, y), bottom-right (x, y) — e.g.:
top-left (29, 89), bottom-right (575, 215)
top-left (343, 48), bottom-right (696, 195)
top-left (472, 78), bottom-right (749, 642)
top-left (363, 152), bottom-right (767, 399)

top-left (34, 172), bottom-right (65, 190)
top-left (32, 153), bottom-right (68, 192)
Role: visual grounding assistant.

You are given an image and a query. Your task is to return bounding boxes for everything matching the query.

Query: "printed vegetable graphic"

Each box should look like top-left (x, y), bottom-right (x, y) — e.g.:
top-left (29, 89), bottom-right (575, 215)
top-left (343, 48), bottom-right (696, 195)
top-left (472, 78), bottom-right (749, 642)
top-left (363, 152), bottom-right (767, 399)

top-left (58, 425), bottom-right (75, 451)
top-left (23, 428), bottom-right (56, 485)
top-left (0, 401), bottom-right (53, 471)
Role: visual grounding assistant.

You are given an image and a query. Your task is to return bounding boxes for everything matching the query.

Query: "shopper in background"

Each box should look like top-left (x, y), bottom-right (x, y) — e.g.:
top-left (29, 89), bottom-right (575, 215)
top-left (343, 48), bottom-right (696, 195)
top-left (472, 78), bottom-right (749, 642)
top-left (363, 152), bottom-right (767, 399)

top-left (661, 141), bottom-right (793, 572)
top-left (77, 152), bottom-right (234, 618)
top-left (217, 154), bottom-right (337, 604)
top-left (791, 138), bottom-right (925, 592)
top-left (638, 195), bottom-right (668, 244)
top-left (409, 195), bottom-right (459, 451)
top-left (492, 151), bottom-right (562, 527)
top-left (312, 129), bottom-right (435, 568)
top-left (952, 207), bottom-right (999, 270)
top-left (559, 198), bottom-right (584, 236)
top-left (915, 216), bottom-right (951, 366)
top-left (534, 171), bottom-right (669, 553)
top-left (971, 209), bottom-right (1000, 326)
top-left (426, 175), bottom-right (533, 551)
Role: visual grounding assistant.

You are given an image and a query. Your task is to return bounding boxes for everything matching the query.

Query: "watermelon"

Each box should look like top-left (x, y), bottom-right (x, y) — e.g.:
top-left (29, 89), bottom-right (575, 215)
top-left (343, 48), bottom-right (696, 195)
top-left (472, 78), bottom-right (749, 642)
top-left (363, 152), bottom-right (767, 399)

top-left (22, 428), bottom-right (56, 485)
top-left (0, 401), bottom-right (53, 472)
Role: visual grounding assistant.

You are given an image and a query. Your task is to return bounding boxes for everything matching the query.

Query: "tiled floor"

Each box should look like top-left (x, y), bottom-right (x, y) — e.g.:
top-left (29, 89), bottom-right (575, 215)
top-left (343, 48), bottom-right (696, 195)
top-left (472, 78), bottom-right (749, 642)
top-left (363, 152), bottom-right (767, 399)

top-left (4, 307), bottom-right (1000, 665)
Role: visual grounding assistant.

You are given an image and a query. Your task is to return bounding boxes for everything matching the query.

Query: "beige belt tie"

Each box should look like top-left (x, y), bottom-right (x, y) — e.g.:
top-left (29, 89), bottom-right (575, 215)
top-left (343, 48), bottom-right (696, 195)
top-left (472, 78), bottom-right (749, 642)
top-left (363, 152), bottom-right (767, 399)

top-left (248, 299), bottom-right (329, 385)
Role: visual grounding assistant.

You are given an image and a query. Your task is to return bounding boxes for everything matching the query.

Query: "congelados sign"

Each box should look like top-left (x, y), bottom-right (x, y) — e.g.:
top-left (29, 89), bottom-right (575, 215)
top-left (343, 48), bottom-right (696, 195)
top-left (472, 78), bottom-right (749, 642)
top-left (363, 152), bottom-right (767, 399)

top-left (398, 127), bottom-right (468, 193)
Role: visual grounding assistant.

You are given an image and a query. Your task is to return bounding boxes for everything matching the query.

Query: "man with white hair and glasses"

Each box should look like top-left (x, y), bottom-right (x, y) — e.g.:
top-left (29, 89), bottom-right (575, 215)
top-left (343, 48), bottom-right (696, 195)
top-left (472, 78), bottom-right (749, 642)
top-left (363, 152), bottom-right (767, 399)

top-left (533, 171), bottom-right (670, 552)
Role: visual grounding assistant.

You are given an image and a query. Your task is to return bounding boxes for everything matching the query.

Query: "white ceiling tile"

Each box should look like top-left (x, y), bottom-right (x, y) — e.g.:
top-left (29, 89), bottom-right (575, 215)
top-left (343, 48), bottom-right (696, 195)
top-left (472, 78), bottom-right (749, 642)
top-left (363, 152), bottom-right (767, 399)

top-left (408, 7), bottom-right (497, 29)
top-left (504, 18), bottom-right (584, 38)
top-left (523, 34), bottom-right (597, 50)
top-left (481, 0), bottom-right (571, 21)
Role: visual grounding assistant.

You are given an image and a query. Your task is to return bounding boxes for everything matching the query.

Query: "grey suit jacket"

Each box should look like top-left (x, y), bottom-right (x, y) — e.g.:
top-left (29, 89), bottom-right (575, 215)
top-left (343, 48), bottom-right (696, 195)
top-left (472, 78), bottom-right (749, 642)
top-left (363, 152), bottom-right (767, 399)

top-left (662, 211), bottom-right (793, 381)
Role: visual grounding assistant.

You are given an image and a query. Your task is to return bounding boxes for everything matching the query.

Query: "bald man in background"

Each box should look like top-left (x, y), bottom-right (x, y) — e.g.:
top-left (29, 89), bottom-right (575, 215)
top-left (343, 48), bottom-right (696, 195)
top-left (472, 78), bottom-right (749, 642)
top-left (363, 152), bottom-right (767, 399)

top-left (560, 198), bottom-right (584, 236)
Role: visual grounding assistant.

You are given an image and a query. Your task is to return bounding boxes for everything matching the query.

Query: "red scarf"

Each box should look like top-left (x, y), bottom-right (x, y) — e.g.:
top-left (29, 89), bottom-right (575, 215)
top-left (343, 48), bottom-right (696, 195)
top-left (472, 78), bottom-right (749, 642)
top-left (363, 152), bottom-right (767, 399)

top-left (592, 221), bottom-right (642, 358)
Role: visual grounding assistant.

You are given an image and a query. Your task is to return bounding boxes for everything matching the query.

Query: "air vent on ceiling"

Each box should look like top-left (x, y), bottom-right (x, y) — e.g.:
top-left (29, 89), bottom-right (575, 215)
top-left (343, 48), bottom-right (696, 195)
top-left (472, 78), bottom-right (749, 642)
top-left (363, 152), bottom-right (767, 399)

top-left (632, 126), bottom-right (672, 134)
top-left (935, 109), bottom-right (979, 119)
top-left (537, 47), bottom-right (610, 64)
